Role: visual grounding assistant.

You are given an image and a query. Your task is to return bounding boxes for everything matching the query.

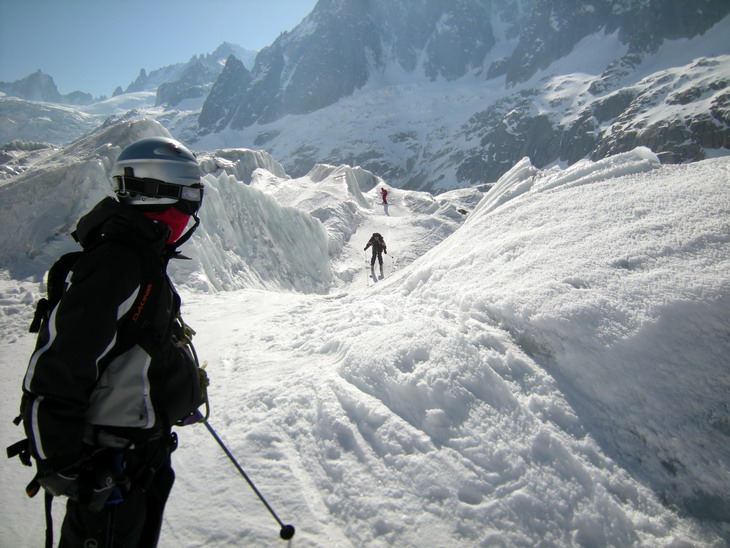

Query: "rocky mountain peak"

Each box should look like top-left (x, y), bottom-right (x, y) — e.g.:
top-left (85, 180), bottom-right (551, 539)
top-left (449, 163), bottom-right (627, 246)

top-left (198, 55), bottom-right (252, 132)
top-left (0, 69), bottom-right (61, 103)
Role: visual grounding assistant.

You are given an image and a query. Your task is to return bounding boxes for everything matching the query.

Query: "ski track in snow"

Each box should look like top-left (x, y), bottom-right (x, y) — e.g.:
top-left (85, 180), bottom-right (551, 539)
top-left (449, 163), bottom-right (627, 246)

top-left (1, 130), bottom-right (729, 547)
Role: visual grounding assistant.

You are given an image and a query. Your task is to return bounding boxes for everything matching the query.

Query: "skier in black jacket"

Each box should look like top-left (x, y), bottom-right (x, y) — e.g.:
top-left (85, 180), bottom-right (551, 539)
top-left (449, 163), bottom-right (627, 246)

top-left (365, 232), bottom-right (387, 276)
top-left (19, 136), bottom-right (205, 547)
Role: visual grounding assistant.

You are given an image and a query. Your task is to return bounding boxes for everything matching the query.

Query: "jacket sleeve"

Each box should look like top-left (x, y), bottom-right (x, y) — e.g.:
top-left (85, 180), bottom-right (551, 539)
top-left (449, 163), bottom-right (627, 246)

top-left (22, 244), bottom-right (142, 470)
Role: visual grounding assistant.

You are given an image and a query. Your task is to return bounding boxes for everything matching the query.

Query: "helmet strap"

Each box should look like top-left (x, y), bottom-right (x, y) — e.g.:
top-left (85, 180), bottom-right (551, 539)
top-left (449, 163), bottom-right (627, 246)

top-left (142, 207), bottom-right (191, 244)
top-left (169, 212), bottom-right (200, 252)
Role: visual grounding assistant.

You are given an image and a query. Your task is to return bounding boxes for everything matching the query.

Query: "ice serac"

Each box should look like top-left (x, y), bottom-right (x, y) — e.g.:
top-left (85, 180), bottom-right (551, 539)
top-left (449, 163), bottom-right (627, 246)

top-left (197, 148), bottom-right (287, 183)
top-left (0, 119), bottom-right (171, 276)
top-left (306, 164), bottom-right (375, 208)
top-left (174, 171), bottom-right (331, 293)
top-left (0, 118), bottom-right (332, 293)
top-left (2, 114), bottom-right (729, 539)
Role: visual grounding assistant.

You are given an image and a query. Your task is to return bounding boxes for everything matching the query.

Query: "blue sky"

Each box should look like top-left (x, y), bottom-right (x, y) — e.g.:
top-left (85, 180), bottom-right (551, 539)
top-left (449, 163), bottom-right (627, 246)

top-left (0, 0), bottom-right (318, 97)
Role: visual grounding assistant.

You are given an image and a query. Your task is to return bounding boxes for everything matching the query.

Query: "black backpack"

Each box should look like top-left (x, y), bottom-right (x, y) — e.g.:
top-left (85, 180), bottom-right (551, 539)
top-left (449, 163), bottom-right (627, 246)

top-left (7, 234), bottom-right (163, 464)
top-left (8, 235), bottom-right (209, 479)
top-left (6, 234), bottom-right (209, 548)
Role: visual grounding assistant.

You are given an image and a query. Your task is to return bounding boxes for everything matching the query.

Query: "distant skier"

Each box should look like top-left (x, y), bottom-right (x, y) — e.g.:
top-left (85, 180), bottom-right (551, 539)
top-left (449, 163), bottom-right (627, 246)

top-left (365, 232), bottom-right (387, 276)
top-left (381, 187), bottom-right (388, 204)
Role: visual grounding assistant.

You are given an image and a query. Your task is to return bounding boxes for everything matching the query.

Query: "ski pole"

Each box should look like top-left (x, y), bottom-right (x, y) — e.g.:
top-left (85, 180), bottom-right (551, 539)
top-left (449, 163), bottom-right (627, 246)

top-left (365, 250), bottom-right (371, 286)
top-left (203, 421), bottom-right (296, 541)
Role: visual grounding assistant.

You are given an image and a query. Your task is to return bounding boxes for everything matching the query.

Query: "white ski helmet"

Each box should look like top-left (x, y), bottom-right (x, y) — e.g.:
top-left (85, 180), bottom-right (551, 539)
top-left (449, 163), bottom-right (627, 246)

top-left (112, 136), bottom-right (203, 214)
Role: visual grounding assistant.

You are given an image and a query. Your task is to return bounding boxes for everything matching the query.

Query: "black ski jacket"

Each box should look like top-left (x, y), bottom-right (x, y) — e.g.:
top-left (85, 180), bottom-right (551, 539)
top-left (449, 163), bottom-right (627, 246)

top-left (22, 197), bottom-right (197, 473)
top-left (365, 234), bottom-right (387, 253)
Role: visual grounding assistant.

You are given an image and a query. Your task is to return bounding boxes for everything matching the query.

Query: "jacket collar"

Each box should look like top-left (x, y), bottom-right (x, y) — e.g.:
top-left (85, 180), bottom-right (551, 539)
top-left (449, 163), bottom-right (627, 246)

top-left (73, 197), bottom-right (168, 256)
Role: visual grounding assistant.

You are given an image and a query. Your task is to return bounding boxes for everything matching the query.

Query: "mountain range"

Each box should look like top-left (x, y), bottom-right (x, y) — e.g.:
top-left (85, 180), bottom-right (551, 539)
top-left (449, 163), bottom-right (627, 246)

top-left (1, 0), bottom-right (729, 193)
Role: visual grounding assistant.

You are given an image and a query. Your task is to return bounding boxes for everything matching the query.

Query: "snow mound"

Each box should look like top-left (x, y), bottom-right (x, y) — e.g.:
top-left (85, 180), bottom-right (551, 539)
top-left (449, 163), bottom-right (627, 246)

top-left (395, 149), bottom-right (730, 525)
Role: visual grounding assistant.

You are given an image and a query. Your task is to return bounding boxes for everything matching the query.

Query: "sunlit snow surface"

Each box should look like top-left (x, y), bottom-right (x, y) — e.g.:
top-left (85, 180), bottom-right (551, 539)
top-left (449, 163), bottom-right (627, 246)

top-left (1, 122), bottom-right (728, 546)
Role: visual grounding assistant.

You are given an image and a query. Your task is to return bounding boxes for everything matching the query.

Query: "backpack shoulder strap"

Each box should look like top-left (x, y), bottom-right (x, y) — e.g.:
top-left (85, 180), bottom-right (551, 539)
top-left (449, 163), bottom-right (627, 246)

top-left (87, 233), bottom-right (165, 337)
top-left (29, 251), bottom-right (84, 334)
top-left (29, 234), bottom-right (163, 337)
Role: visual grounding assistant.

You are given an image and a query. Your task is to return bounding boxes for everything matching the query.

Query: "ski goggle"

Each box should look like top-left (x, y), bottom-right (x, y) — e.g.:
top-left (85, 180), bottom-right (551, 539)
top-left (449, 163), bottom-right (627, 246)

top-left (113, 174), bottom-right (204, 214)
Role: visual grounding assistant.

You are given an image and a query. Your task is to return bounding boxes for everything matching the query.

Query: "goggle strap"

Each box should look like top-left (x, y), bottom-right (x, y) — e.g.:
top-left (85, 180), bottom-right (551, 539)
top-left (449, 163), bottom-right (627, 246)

top-left (114, 175), bottom-right (203, 202)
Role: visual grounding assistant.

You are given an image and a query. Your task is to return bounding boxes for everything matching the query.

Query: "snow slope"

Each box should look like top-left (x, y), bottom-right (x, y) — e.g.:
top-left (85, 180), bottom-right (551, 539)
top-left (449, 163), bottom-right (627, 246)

top-left (1, 121), bottom-right (728, 546)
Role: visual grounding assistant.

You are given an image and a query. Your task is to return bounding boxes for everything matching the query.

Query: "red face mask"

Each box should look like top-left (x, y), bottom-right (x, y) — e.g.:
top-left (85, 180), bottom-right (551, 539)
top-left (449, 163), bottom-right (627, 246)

top-left (142, 207), bottom-right (191, 244)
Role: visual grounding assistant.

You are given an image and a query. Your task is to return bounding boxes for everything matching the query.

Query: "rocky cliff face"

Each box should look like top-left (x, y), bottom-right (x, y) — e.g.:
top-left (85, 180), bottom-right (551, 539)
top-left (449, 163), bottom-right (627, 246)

top-left (495, 0), bottom-right (730, 85)
top-left (189, 0), bottom-right (729, 193)
top-left (125, 42), bottom-right (256, 96)
top-left (199, 0), bottom-right (728, 132)
top-left (0, 70), bottom-right (62, 103)
top-left (229, 0), bottom-right (379, 128)
top-left (155, 61), bottom-right (217, 107)
top-left (455, 54), bottom-right (730, 186)
top-left (198, 55), bottom-right (253, 132)
top-left (198, 0), bottom-right (508, 131)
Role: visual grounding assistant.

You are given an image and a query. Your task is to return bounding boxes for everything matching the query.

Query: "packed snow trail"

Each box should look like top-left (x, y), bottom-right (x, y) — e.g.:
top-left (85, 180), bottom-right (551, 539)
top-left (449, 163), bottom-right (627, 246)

top-left (164, 274), bottom-right (722, 546)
